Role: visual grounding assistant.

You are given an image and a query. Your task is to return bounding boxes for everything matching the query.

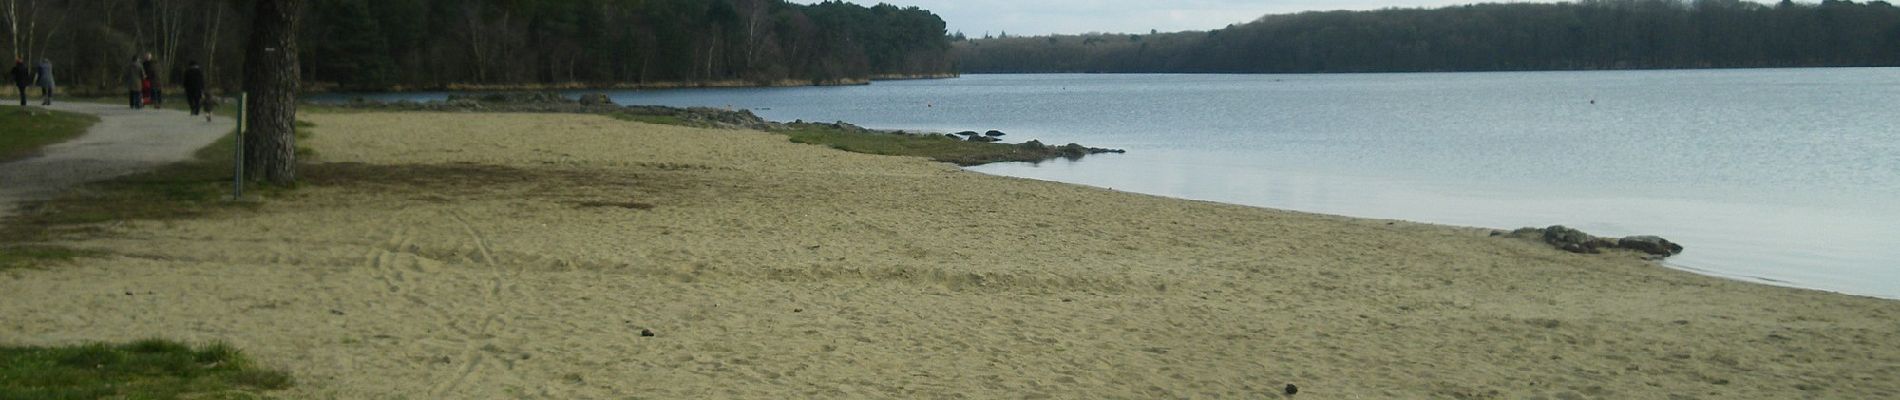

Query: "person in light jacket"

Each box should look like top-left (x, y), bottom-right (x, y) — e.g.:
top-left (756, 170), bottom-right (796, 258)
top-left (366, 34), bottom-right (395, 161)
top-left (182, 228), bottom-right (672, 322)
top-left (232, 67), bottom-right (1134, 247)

top-left (125, 58), bottom-right (146, 109)
top-left (33, 58), bottom-right (53, 106)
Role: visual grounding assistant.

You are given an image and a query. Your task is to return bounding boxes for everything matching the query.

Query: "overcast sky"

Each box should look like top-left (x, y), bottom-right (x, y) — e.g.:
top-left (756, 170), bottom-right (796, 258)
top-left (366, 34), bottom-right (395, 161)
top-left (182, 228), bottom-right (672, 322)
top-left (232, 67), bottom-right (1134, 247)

top-left (793, 0), bottom-right (1777, 36)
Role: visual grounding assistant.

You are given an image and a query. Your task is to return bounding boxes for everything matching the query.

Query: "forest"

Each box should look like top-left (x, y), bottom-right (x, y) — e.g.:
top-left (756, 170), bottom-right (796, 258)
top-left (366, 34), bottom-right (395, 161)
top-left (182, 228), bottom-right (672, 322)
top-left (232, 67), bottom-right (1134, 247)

top-left (955, 0), bottom-right (1900, 73)
top-left (0, 0), bottom-right (954, 92)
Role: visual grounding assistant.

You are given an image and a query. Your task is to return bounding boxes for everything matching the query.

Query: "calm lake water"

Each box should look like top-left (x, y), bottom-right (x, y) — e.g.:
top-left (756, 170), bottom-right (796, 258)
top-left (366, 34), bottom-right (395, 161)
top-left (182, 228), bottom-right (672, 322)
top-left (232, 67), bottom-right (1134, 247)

top-left (320, 70), bottom-right (1900, 299)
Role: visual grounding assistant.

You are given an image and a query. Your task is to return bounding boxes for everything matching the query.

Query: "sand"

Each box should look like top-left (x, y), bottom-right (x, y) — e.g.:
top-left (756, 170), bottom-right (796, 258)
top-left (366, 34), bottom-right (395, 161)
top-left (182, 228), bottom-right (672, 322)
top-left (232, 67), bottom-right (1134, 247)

top-left (2, 112), bottom-right (1896, 399)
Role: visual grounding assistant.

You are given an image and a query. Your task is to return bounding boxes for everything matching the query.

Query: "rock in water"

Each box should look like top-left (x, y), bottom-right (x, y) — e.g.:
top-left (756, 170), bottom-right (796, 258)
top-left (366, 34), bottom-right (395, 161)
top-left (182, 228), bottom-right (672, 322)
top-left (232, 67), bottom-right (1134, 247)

top-left (578, 93), bottom-right (614, 105)
top-left (1507, 226), bottom-right (1685, 259)
top-left (1618, 235), bottom-right (1684, 256)
top-left (985, 130), bottom-right (1006, 137)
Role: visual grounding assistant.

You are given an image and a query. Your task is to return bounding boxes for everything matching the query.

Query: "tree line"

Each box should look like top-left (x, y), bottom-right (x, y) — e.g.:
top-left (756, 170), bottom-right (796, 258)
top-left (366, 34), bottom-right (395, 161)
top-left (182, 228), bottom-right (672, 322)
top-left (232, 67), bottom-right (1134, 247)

top-left (955, 0), bottom-right (1900, 73)
top-left (0, 0), bottom-right (955, 93)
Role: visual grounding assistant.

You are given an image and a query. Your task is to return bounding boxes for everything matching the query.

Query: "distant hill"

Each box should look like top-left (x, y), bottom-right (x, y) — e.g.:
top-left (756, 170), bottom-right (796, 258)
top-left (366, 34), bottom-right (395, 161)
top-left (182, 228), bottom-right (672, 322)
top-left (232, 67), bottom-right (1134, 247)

top-left (955, 0), bottom-right (1900, 73)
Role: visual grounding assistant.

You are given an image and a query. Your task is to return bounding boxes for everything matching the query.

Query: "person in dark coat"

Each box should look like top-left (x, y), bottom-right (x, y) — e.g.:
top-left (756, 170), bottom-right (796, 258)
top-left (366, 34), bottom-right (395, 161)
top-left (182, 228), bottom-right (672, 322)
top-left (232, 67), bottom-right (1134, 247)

top-left (125, 58), bottom-right (145, 109)
top-left (8, 58), bottom-right (28, 106)
top-left (33, 58), bottom-right (53, 105)
top-left (184, 61), bottom-right (207, 116)
top-left (142, 52), bottom-right (163, 108)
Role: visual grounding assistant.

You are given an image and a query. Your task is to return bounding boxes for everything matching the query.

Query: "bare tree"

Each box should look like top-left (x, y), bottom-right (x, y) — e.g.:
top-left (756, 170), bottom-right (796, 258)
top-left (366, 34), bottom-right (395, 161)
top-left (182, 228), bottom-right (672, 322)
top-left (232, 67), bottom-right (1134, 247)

top-left (737, 0), bottom-right (777, 78)
top-left (2, 0), bottom-right (57, 61)
top-left (2, 0), bottom-right (20, 58)
top-left (458, 3), bottom-right (490, 83)
top-left (199, 0), bottom-right (225, 90)
top-left (243, 0), bottom-right (302, 185)
top-left (150, 0), bottom-right (189, 77)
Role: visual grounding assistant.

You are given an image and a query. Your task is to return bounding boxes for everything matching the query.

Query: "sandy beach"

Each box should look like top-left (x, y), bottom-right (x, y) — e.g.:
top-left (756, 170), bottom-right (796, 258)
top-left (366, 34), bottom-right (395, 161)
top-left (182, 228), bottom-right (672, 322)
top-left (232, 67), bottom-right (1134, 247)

top-left (2, 111), bottom-right (1896, 399)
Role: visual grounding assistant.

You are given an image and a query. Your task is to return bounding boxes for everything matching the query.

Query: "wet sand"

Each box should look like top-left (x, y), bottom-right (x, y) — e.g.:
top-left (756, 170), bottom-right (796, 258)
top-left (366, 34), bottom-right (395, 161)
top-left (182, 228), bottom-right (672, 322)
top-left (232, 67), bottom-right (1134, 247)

top-left (2, 112), bottom-right (1895, 399)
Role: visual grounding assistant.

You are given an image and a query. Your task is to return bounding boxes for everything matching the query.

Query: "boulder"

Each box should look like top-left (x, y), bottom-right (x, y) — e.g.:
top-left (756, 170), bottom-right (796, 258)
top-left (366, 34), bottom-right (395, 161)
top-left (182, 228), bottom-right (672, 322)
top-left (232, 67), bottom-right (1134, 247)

top-left (1618, 235), bottom-right (1684, 256)
top-left (1541, 225), bottom-right (1603, 254)
top-left (985, 130), bottom-right (1006, 137)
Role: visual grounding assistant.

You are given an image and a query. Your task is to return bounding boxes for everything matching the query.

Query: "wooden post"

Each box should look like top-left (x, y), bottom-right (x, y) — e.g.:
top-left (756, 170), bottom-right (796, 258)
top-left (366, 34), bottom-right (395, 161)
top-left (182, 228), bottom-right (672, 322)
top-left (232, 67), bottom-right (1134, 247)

top-left (233, 92), bottom-right (246, 201)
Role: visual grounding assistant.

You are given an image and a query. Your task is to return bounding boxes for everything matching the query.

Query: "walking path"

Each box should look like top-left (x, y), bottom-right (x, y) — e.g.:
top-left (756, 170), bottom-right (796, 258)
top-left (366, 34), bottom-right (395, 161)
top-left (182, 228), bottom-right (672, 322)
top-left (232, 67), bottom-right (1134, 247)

top-left (0, 102), bottom-right (232, 217)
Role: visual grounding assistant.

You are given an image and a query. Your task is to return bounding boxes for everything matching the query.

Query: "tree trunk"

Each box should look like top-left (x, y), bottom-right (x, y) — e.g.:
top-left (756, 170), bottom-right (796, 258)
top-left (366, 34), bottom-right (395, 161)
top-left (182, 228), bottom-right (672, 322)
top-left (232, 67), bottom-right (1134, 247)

top-left (242, 0), bottom-right (301, 186)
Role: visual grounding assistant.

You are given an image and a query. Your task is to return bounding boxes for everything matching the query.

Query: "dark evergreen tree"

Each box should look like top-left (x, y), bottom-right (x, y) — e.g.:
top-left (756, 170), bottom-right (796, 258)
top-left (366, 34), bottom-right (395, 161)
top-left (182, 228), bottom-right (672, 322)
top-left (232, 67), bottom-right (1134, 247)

top-left (958, 0), bottom-right (1900, 74)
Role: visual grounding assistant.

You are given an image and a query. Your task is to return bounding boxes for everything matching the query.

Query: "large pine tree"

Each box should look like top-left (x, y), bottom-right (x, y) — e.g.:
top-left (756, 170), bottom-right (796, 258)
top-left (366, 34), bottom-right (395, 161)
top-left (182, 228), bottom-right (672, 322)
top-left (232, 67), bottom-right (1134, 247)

top-left (244, 0), bottom-right (304, 186)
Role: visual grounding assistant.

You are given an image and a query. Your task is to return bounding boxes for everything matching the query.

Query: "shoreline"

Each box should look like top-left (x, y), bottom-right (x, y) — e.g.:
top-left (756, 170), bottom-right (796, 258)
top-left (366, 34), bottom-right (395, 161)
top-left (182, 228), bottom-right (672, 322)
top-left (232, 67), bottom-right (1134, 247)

top-left (962, 167), bottom-right (1896, 301)
top-left (302, 73), bottom-right (962, 94)
top-left (49, 73), bottom-right (964, 97)
top-left (3, 111), bottom-right (1895, 398)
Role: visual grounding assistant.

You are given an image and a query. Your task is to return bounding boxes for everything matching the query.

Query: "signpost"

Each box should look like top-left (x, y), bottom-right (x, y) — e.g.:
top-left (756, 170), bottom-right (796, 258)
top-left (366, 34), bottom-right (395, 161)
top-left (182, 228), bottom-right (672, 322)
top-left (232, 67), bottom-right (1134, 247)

top-left (233, 92), bottom-right (246, 201)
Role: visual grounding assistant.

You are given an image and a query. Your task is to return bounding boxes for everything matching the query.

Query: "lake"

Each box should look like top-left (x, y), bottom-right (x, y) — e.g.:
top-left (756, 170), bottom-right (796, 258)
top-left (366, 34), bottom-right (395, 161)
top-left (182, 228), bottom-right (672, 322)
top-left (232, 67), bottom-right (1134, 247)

top-left (318, 69), bottom-right (1900, 299)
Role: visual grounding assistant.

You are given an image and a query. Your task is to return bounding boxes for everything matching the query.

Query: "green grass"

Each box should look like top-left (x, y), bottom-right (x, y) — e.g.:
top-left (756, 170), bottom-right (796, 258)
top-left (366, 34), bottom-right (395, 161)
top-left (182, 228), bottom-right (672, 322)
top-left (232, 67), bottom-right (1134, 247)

top-left (779, 125), bottom-right (1109, 166)
top-left (608, 113), bottom-right (1113, 166)
top-left (0, 339), bottom-right (291, 399)
top-left (0, 107), bottom-right (98, 162)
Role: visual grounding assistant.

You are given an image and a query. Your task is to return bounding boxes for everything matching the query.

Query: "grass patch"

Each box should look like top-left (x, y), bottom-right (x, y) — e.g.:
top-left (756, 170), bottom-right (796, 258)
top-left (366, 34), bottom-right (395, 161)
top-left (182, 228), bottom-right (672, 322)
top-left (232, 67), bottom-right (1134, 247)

top-left (607, 112), bottom-right (686, 126)
top-left (0, 245), bottom-right (96, 271)
top-left (0, 107), bottom-right (98, 162)
top-left (0, 114), bottom-right (316, 271)
top-left (779, 125), bottom-right (1116, 166)
top-left (0, 130), bottom-right (248, 272)
top-left (0, 339), bottom-right (291, 399)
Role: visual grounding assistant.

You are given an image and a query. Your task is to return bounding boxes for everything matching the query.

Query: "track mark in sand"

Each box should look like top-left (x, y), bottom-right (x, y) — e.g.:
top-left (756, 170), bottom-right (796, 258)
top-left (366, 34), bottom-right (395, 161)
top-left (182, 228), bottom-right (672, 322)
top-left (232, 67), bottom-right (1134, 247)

top-left (427, 349), bottom-right (488, 397)
top-left (428, 210), bottom-right (524, 396)
top-left (365, 224), bottom-right (476, 334)
top-left (364, 226), bottom-right (410, 294)
top-left (451, 212), bottom-right (498, 266)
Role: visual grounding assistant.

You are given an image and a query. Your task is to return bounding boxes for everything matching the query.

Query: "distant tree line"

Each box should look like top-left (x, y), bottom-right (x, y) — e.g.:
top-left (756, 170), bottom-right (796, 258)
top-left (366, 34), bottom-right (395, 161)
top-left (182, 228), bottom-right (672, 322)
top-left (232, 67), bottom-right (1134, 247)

top-left (0, 0), bottom-right (243, 95)
top-left (304, 0), bottom-right (954, 89)
top-left (0, 0), bottom-right (954, 93)
top-left (955, 0), bottom-right (1900, 73)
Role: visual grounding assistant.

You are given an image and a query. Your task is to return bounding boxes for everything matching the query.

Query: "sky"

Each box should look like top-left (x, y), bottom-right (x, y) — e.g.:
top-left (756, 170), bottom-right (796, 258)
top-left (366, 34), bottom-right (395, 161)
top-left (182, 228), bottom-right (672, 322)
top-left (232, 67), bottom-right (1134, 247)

top-left (792, 0), bottom-right (1776, 37)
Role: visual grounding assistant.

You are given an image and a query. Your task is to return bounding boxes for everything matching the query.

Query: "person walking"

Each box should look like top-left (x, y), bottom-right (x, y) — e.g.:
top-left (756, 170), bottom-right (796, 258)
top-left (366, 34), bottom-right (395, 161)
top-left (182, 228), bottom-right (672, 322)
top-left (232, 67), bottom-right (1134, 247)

top-left (142, 53), bottom-right (163, 108)
top-left (125, 58), bottom-right (146, 109)
top-left (184, 61), bottom-right (207, 117)
top-left (8, 58), bottom-right (28, 107)
top-left (33, 58), bottom-right (54, 106)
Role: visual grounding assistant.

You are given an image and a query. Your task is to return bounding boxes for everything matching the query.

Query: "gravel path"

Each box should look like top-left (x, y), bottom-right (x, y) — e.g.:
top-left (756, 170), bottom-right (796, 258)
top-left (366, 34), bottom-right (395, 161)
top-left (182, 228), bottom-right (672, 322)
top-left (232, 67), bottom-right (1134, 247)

top-left (0, 102), bottom-right (232, 217)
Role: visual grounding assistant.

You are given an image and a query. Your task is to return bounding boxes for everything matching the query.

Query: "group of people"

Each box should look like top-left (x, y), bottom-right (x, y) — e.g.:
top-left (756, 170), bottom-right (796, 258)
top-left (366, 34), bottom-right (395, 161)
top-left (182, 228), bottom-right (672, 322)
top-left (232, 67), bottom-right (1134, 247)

top-left (8, 57), bottom-right (54, 106)
top-left (5, 53), bottom-right (211, 117)
top-left (124, 53), bottom-right (212, 116)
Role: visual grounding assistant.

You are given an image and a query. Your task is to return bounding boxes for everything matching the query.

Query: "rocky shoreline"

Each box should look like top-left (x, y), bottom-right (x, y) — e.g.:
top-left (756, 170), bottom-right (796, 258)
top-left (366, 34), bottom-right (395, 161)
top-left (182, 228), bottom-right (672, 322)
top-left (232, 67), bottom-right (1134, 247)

top-left (1497, 225), bottom-right (1685, 259)
top-left (326, 92), bottom-right (1126, 165)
